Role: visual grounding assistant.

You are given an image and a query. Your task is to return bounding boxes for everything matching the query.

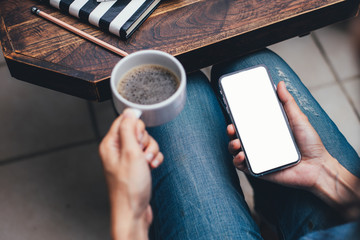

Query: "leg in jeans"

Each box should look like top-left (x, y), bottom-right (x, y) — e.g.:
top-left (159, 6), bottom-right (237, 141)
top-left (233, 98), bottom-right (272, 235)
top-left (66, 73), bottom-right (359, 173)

top-left (211, 49), bottom-right (360, 240)
top-left (148, 71), bottom-right (262, 240)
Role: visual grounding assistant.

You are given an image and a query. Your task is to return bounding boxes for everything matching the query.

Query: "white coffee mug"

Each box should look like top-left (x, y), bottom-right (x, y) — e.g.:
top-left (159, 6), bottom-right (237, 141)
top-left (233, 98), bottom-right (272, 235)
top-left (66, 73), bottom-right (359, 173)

top-left (110, 50), bottom-right (187, 127)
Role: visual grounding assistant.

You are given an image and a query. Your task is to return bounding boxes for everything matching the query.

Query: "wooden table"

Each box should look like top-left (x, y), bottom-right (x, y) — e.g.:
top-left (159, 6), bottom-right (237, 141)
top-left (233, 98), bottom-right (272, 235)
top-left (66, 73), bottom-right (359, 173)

top-left (1, 0), bottom-right (359, 101)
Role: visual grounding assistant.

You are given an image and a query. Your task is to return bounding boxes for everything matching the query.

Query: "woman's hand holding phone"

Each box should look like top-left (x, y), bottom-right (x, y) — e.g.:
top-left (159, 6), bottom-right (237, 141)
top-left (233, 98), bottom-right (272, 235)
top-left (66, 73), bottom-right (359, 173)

top-left (228, 81), bottom-right (333, 190)
top-left (228, 81), bottom-right (360, 219)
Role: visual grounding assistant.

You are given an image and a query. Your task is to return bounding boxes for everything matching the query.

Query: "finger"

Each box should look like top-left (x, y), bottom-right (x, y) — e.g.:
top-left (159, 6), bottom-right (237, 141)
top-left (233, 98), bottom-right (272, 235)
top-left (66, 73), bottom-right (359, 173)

top-left (118, 109), bottom-right (142, 150)
top-left (139, 130), bottom-right (151, 150)
top-left (227, 124), bottom-right (237, 140)
top-left (277, 81), bottom-right (308, 122)
top-left (99, 114), bottom-right (124, 157)
top-left (105, 114), bottom-right (124, 139)
top-left (228, 139), bottom-right (241, 155)
top-left (233, 151), bottom-right (247, 171)
top-left (144, 137), bottom-right (160, 163)
top-left (150, 152), bottom-right (164, 169)
top-left (136, 119), bottom-right (146, 143)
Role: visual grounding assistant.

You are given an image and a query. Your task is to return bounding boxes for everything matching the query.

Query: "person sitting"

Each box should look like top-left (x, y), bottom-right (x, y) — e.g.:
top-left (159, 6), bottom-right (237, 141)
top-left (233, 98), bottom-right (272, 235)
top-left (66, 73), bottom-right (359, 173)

top-left (99, 47), bottom-right (360, 240)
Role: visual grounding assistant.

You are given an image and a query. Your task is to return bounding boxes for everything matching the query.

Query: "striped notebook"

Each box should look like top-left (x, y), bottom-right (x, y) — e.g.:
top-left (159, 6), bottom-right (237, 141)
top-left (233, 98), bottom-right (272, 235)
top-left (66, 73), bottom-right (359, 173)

top-left (39, 0), bottom-right (161, 39)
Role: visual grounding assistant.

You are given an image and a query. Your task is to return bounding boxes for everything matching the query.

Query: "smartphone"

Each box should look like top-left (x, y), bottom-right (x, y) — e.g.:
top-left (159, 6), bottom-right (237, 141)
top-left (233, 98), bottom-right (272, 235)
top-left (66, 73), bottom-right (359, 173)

top-left (219, 65), bottom-right (301, 176)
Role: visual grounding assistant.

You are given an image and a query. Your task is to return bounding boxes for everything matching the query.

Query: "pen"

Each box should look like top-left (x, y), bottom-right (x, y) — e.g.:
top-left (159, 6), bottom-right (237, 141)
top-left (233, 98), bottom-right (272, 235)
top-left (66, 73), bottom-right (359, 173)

top-left (31, 7), bottom-right (129, 58)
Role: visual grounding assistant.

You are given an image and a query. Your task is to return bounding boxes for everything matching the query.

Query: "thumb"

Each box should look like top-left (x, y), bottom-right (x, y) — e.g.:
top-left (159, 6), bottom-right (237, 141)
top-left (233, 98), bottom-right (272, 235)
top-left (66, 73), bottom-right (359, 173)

top-left (118, 109), bottom-right (142, 151)
top-left (277, 81), bottom-right (308, 126)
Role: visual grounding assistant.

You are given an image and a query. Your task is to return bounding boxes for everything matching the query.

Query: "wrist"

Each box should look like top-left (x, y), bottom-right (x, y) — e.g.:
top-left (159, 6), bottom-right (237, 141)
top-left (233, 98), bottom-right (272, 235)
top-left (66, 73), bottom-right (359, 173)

top-left (112, 212), bottom-right (148, 240)
top-left (110, 193), bottom-right (150, 240)
top-left (111, 205), bottom-right (149, 240)
top-left (312, 155), bottom-right (340, 200)
top-left (312, 156), bottom-right (360, 220)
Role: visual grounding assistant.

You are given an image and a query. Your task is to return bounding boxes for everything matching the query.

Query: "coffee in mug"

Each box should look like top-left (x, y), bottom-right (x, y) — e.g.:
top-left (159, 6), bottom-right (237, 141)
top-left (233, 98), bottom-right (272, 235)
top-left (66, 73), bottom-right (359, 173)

top-left (110, 50), bottom-right (186, 127)
top-left (117, 64), bottom-right (180, 105)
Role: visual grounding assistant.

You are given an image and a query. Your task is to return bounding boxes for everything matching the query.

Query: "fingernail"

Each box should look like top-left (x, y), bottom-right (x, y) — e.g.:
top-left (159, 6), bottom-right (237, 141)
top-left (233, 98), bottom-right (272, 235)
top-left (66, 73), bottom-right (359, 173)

top-left (145, 153), bottom-right (154, 162)
top-left (123, 108), bottom-right (134, 117)
top-left (124, 108), bottom-right (141, 119)
top-left (151, 159), bottom-right (159, 167)
top-left (123, 108), bottom-right (141, 119)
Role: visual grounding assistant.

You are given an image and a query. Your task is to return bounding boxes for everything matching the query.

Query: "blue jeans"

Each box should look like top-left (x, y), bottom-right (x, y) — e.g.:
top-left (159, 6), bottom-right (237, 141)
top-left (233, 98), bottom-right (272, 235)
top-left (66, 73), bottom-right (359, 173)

top-left (147, 49), bottom-right (360, 240)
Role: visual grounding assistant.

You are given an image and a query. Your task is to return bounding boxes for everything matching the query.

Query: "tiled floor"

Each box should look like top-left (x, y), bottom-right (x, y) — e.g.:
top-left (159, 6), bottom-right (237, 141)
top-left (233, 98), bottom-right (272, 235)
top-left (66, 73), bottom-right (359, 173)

top-left (0, 19), bottom-right (359, 238)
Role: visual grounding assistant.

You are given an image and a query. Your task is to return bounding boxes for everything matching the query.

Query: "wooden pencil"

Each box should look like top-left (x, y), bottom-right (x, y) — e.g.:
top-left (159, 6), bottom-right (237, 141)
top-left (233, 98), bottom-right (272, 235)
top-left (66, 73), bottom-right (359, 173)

top-left (31, 7), bottom-right (129, 57)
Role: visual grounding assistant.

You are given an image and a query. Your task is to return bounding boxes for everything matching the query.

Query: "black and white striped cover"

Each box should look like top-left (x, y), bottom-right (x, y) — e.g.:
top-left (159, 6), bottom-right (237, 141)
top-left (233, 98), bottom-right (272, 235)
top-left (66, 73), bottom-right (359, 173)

top-left (39, 0), bottom-right (161, 39)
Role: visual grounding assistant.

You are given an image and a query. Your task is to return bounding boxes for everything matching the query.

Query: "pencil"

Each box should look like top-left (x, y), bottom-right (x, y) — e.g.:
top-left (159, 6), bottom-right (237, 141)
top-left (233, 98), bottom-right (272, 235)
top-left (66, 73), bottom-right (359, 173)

top-left (31, 7), bottom-right (129, 57)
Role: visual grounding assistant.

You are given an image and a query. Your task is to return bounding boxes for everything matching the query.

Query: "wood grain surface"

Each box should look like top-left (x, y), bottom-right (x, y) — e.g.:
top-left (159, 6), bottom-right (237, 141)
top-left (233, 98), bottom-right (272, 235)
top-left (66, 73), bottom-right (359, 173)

top-left (0, 0), bottom-right (359, 101)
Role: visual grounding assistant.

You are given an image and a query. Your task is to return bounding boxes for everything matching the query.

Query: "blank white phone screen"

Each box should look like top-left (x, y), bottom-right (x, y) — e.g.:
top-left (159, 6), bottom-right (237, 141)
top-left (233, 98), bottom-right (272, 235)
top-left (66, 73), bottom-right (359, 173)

top-left (221, 66), bottom-right (300, 175)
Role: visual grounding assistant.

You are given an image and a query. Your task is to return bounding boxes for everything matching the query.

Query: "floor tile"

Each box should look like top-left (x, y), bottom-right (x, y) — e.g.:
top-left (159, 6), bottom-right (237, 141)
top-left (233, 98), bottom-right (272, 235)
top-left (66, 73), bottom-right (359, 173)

top-left (343, 77), bottom-right (360, 117)
top-left (313, 24), bottom-right (360, 80)
top-left (310, 83), bottom-right (360, 155)
top-left (0, 144), bottom-right (110, 240)
top-left (92, 100), bottom-right (117, 138)
top-left (0, 65), bottom-right (96, 161)
top-left (268, 35), bottom-right (336, 89)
